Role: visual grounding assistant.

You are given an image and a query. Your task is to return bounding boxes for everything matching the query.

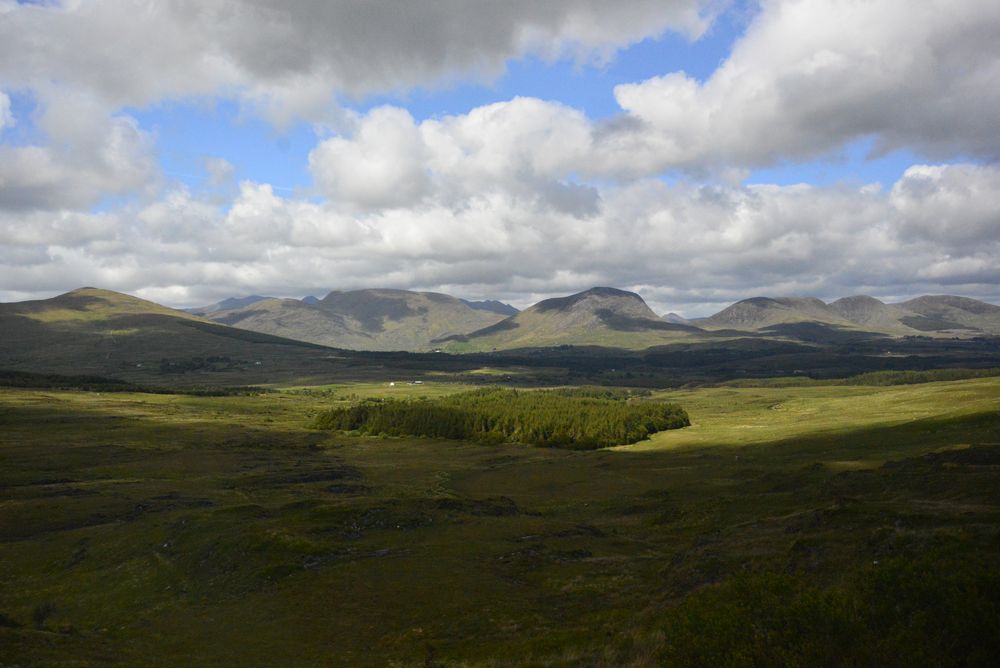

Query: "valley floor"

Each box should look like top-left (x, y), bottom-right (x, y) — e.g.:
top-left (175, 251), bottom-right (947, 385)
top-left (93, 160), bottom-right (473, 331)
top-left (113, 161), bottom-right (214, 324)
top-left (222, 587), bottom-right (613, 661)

top-left (1, 379), bottom-right (999, 665)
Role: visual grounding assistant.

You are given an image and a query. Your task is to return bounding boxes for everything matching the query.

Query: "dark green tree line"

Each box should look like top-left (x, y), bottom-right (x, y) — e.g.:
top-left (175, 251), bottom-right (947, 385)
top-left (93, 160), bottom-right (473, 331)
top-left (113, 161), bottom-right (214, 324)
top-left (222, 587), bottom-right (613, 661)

top-left (312, 387), bottom-right (689, 449)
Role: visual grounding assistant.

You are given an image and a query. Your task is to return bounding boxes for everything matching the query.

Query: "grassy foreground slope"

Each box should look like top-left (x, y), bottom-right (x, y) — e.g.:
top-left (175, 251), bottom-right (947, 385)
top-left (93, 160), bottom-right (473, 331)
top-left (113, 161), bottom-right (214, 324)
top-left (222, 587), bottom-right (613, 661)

top-left (1, 378), bottom-right (998, 666)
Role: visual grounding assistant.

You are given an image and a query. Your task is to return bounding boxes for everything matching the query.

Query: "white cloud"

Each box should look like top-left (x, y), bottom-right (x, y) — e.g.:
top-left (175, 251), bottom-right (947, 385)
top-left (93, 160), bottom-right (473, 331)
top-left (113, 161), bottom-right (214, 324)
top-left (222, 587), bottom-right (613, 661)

top-left (0, 108), bottom-right (155, 211)
top-left (0, 91), bottom-right (12, 132)
top-left (598, 0), bottom-right (1000, 172)
top-left (306, 0), bottom-right (1000, 208)
top-left (309, 98), bottom-right (596, 213)
top-left (1, 0), bottom-right (999, 311)
top-left (890, 164), bottom-right (1000, 251)
top-left (309, 107), bottom-right (431, 210)
top-left (3, 164), bottom-right (998, 313)
top-left (0, 0), bottom-right (713, 126)
top-left (205, 157), bottom-right (235, 186)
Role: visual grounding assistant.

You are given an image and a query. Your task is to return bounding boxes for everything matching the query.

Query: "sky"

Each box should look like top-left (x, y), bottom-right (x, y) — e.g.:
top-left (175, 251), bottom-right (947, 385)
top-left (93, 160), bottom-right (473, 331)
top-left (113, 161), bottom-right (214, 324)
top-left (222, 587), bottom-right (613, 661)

top-left (0, 0), bottom-right (998, 317)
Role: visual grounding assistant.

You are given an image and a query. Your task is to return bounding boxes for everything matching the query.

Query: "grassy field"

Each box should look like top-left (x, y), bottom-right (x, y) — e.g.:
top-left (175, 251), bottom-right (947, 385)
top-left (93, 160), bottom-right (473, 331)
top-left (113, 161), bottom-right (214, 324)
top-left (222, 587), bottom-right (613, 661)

top-left (1, 378), bottom-right (999, 665)
top-left (639, 378), bottom-right (1000, 455)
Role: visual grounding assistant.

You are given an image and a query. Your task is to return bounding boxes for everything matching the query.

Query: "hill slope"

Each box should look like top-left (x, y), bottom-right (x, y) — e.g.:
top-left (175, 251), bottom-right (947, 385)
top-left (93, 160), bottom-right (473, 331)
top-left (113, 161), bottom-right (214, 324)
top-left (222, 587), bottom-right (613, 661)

top-left (698, 294), bottom-right (1000, 338)
top-left (461, 299), bottom-right (520, 316)
top-left (698, 297), bottom-right (853, 330)
top-left (899, 296), bottom-right (1000, 335)
top-left (439, 287), bottom-right (706, 351)
top-left (204, 289), bottom-right (508, 351)
top-left (187, 295), bottom-right (271, 315)
top-left (0, 288), bottom-right (334, 383)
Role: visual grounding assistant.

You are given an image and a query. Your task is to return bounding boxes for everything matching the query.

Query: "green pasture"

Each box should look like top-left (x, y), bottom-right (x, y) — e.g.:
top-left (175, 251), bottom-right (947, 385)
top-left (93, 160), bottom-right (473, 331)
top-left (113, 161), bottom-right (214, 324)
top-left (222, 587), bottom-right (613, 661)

top-left (1, 377), bottom-right (998, 665)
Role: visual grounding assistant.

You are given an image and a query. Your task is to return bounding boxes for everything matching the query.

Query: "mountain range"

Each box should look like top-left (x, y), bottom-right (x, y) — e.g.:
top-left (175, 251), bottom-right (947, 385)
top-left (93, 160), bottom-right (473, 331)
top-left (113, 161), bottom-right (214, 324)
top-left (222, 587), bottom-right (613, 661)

top-left (2, 288), bottom-right (999, 372)
top-left (693, 294), bottom-right (1000, 339)
top-left (0, 287), bottom-right (333, 383)
top-left (203, 289), bottom-right (512, 351)
top-left (437, 287), bottom-right (703, 351)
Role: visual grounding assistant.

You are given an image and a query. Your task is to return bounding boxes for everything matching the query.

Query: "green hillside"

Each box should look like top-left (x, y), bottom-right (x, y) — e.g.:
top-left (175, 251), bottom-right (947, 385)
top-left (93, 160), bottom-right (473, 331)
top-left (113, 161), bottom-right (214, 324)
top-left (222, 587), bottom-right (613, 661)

top-left (698, 294), bottom-right (1000, 338)
top-left (0, 288), bottom-right (338, 385)
top-left (441, 287), bottom-right (709, 351)
top-left (206, 289), bottom-right (507, 351)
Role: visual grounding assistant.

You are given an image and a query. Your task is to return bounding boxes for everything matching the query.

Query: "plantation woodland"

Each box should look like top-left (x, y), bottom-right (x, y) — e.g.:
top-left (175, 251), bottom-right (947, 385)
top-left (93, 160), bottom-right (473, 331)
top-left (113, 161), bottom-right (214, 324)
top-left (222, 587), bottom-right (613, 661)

top-left (313, 387), bottom-right (690, 448)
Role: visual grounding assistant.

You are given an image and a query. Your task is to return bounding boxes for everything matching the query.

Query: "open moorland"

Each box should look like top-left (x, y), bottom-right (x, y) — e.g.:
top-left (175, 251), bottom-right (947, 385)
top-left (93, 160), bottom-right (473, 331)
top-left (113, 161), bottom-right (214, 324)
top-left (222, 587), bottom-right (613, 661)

top-left (2, 375), bottom-right (999, 666)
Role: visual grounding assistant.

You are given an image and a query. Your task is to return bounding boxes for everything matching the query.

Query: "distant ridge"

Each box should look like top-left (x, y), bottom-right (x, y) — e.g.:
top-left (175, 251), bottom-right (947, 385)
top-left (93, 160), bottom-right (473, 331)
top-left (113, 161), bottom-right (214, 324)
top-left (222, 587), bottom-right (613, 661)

top-left (461, 299), bottom-right (519, 317)
top-left (187, 295), bottom-right (270, 315)
top-left (0, 287), bottom-right (330, 381)
top-left (439, 287), bottom-right (705, 351)
top-left (4, 287), bottom-right (998, 359)
top-left (697, 294), bottom-right (1000, 338)
top-left (699, 297), bottom-right (844, 330)
top-left (900, 296), bottom-right (1000, 333)
top-left (203, 288), bottom-right (507, 351)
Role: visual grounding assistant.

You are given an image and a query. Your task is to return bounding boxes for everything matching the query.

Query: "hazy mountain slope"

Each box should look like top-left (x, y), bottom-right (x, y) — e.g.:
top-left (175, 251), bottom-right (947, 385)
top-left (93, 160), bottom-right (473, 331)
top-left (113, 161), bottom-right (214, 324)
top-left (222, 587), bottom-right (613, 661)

top-left (210, 298), bottom-right (360, 345)
top-left (899, 296), bottom-right (1000, 334)
top-left (697, 297), bottom-right (852, 331)
top-left (662, 312), bottom-right (691, 325)
top-left (697, 293), bottom-right (1000, 338)
top-left (440, 287), bottom-right (706, 351)
top-left (0, 288), bottom-right (332, 382)
top-left (461, 299), bottom-right (520, 316)
top-left (205, 289), bottom-right (507, 351)
top-left (826, 296), bottom-right (921, 335)
top-left (187, 295), bottom-right (270, 315)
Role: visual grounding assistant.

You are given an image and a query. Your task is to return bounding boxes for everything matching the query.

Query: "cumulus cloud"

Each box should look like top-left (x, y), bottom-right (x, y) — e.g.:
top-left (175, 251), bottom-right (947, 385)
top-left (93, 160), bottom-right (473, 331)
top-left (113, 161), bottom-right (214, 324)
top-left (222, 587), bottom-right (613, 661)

top-left (0, 105), bottom-right (155, 211)
top-left (310, 107), bottom-right (431, 210)
top-left (309, 98), bottom-right (595, 213)
top-left (0, 91), bottom-right (12, 132)
top-left (0, 0), bottom-right (713, 125)
top-left (0, 1), bottom-right (715, 214)
top-left (3, 164), bottom-right (998, 314)
top-left (597, 0), bottom-right (1000, 173)
top-left (891, 164), bottom-right (1000, 251)
top-left (307, 0), bottom-right (1000, 205)
top-left (1, 0), bottom-right (999, 312)
top-left (205, 157), bottom-right (236, 186)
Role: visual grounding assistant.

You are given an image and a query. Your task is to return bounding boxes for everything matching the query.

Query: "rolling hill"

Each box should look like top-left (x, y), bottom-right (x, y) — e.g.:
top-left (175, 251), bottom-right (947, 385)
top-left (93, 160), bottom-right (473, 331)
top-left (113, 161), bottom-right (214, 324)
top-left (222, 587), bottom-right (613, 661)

top-left (461, 299), bottom-right (520, 316)
top-left (4, 288), bottom-right (998, 375)
top-left (186, 295), bottom-right (271, 315)
top-left (698, 297), bottom-right (854, 331)
top-left (204, 289), bottom-right (508, 351)
top-left (697, 294), bottom-right (1000, 339)
top-left (899, 295), bottom-right (1000, 334)
top-left (438, 287), bottom-right (706, 351)
top-left (0, 287), bottom-right (337, 384)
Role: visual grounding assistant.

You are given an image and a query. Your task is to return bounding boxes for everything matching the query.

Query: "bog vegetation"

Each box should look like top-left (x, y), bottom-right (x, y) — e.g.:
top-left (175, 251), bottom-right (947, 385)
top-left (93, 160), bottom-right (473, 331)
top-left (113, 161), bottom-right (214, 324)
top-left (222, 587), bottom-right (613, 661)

top-left (313, 386), bottom-right (689, 448)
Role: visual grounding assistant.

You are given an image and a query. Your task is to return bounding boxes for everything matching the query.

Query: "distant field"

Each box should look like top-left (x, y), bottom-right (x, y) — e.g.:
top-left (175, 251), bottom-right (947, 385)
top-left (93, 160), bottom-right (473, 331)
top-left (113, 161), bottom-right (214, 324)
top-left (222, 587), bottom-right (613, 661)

top-left (638, 377), bottom-right (1000, 457)
top-left (1, 377), bottom-right (998, 665)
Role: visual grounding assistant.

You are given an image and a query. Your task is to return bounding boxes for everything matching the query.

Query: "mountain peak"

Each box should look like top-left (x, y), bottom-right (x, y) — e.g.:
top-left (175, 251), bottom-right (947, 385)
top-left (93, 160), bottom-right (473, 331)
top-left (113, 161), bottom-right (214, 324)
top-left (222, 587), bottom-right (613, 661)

top-left (188, 295), bottom-right (270, 315)
top-left (533, 287), bottom-right (645, 314)
top-left (442, 286), bottom-right (697, 351)
top-left (460, 299), bottom-right (519, 317)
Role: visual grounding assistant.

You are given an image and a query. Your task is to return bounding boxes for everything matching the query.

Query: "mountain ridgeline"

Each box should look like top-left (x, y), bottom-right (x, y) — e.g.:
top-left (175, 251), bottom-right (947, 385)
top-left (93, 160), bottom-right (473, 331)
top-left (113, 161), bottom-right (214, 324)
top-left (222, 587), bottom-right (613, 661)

top-left (2, 288), bottom-right (999, 363)
top-left (0, 287), bottom-right (334, 382)
top-left (438, 287), bottom-right (704, 352)
top-left (203, 289), bottom-right (514, 351)
top-left (694, 294), bottom-right (1000, 340)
